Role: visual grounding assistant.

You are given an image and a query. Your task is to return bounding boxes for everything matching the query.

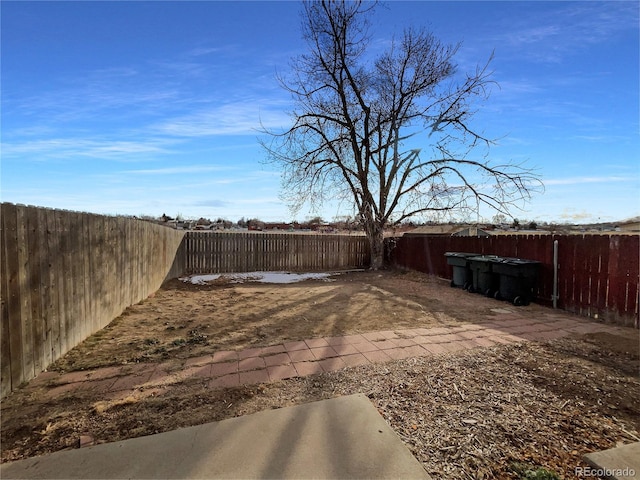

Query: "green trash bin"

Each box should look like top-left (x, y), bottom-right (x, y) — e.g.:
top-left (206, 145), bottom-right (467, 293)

top-left (490, 257), bottom-right (540, 306)
top-left (467, 255), bottom-right (501, 297)
top-left (445, 252), bottom-right (480, 289)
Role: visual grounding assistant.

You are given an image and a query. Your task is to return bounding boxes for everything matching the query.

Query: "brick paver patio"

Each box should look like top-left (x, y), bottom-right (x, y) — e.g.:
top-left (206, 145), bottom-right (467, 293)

top-left (31, 312), bottom-right (632, 401)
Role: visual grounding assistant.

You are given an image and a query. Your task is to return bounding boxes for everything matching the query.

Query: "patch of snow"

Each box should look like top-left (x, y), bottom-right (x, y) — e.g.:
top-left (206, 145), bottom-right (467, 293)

top-left (180, 271), bottom-right (341, 285)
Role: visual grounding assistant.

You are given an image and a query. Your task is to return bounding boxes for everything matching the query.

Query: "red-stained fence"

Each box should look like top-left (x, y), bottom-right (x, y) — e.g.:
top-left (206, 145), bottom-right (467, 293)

top-left (387, 234), bottom-right (639, 328)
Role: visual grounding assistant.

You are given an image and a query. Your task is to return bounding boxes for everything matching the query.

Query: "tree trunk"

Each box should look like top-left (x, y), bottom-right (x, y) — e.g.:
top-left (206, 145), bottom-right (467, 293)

top-left (367, 224), bottom-right (385, 270)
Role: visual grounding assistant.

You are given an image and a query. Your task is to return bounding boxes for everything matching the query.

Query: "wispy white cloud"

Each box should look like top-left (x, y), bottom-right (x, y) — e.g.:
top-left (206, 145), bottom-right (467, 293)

top-left (152, 101), bottom-right (291, 137)
top-left (493, 2), bottom-right (638, 63)
top-left (7, 81), bottom-right (183, 124)
top-left (187, 45), bottom-right (240, 57)
top-left (147, 60), bottom-right (210, 80)
top-left (569, 135), bottom-right (633, 143)
top-left (559, 208), bottom-right (599, 222)
top-left (4, 51), bottom-right (225, 126)
top-left (3, 125), bottom-right (57, 137)
top-left (3, 36), bottom-right (292, 156)
top-left (122, 165), bottom-right (231, 175)
top-left (564, 2), bottom-right (639, 41)
top-left (494, 79), bottom-right (543, 96)
top-left (1, 137), bottom-right (175, 160)
top-left (192, 199), bottom-right (230, 207)
top-left (545, 175), bottom-right (633, 186)
top-left (503, 25), bottom-right (562, 47)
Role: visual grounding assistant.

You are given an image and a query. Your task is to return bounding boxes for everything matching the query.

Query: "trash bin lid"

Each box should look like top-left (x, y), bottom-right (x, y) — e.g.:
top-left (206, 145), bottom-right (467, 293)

top-left (492, 257), bottom-right (541, 265)
top-left (444, 252), bottom-right (481, 258)
top-left (468, 255), bottom-right (501, 261)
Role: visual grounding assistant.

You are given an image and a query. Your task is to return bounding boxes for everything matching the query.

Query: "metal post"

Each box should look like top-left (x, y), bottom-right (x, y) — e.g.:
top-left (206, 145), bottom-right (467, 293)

top-left (553, 239), bottom-right (559, 309)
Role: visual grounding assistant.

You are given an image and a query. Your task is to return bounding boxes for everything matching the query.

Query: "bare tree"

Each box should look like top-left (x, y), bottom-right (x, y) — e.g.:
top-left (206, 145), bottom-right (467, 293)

top-left (262, 0), bottom-right (541, 269)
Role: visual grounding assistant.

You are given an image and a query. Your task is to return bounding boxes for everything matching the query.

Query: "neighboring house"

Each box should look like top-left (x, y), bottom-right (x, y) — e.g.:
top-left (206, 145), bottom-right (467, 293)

top-left (194, 223), bottom-right (213, 230)
top-left (247, 220), bottom-right (266, 231)
top-left (264, 222), bottom-right (294, 231)
top-left (618, 220), bottom-right (640, 233)
top-left (405, 224), bottom-right (467, 236)
top-left (405, 224), bottom-right (495, 236)
top-left (452, 227), bottom-right (492, 237)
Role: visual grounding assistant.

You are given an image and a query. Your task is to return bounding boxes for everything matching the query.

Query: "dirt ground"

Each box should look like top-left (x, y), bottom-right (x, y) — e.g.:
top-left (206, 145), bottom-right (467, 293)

top-left (49, 270), bottom-right (507, 372)
top-left (2, 270), bottom-right (639, 479)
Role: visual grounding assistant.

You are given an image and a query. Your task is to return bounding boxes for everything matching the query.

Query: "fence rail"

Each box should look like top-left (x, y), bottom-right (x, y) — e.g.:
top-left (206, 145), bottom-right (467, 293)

top-left (0, 203), bottom-right (184, 398)
top-left (387, 234), bottom-right (639, 327)
top-left (2, 201), bottom-right (636, 399)
top-left (182, 231), bottom-right (371, 274)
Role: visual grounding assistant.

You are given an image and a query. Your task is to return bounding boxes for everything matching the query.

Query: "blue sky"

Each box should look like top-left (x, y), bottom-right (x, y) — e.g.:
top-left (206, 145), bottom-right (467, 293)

top-left (2, 1), bottom-right (638, 224)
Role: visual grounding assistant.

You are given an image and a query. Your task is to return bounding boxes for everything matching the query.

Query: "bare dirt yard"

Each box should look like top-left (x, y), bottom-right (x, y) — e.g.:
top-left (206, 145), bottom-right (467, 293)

top-left (2, 270), bottom-right (639, 479)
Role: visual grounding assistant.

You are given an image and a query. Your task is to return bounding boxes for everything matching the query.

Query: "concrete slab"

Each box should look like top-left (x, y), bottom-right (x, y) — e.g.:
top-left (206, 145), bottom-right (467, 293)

top-left (583, 442), bottom-right (640, 480)
top-left (1, 394), bottom-right (430, 480)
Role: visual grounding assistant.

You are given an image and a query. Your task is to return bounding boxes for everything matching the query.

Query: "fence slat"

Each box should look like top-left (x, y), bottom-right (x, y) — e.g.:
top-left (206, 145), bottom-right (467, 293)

top-left (37, 208), bottom-right (53, 369)
top-left (46, 209), bottom-right (61, 363)
top-left (4, 204), bottom-right (636, 400)
top-left (1, 203), bottom-right (185, 398)
top-left (180, 232), bottom-right (371, 275)
top-left (1, 203), bottom-right (20, 393)
top-left (389, 233), bottom-right (639, 326)
top-left (17, 206), bottom-right (35, 382)
top-left (28, 207), bottom-right (45, 374)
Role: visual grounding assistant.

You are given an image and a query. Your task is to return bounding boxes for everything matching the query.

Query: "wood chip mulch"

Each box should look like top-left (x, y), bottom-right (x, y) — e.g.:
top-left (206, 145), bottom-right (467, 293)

top-left (2, 335), bottom-right (639, 479)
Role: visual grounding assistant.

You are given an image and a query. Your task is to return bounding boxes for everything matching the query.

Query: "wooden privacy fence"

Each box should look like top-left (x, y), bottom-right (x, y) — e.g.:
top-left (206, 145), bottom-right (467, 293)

top-left (387, 234), bottom-right (639, 327)
top-left (182, 231), bottom-right (371, 274)
top-left (3, 200), bottom-right (635, 400)
top-left (0, 203), bottom-right (185, 398)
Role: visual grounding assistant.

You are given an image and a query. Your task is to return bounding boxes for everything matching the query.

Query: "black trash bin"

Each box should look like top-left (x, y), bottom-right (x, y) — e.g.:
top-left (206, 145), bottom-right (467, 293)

top-left (467, 255), bottom-right (501, 297)
top-left (445, 252), bottom-right (480, 289)
top-left (490, 257), bottom-right (540, 306)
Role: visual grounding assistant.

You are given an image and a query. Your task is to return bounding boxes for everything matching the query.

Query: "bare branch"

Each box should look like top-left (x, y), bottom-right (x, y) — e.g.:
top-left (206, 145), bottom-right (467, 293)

top-left (260, 1), bottom-right (542, 268)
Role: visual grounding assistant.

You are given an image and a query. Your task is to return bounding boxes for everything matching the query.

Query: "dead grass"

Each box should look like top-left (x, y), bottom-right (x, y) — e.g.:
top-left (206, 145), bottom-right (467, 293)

top-left (1, 270), bottom-right (638, 479)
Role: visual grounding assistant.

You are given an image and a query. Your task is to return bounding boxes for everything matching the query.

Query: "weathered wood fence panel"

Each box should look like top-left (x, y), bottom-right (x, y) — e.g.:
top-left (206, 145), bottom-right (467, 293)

top-left (182, 231), bottom-right (371, 274)
top-left (0, 203), bottom-right (185, 398)
top-left (6, 201), bottom-right (635, 399)
top-left (388, 234), bottom-right (639, 327)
